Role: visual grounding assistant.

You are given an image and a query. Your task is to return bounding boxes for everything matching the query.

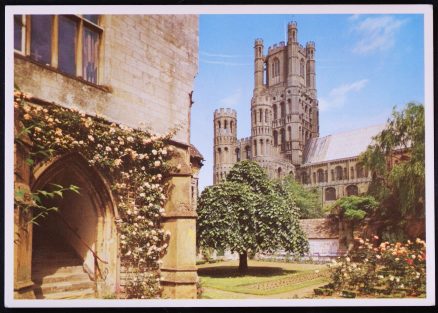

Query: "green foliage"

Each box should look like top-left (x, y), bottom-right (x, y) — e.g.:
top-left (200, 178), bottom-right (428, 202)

top-left (15, 184), bottom-right (81, 225)
top-left (277, 175), bottom-right (323, 219)
top-left (360, 103), bottom-right (425, 230)
top-left (197, 161), bottom-right (308, 269)
top-left (326, 237), bottom-right (426, 297)
top-left (331, 195), bottom-right (378, 224)
top-left (226, 160), bottom-right (273, 194)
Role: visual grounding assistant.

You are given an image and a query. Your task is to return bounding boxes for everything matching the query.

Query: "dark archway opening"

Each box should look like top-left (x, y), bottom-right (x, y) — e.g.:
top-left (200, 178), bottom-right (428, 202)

top-left (31, 154), bottom-right (118, 299)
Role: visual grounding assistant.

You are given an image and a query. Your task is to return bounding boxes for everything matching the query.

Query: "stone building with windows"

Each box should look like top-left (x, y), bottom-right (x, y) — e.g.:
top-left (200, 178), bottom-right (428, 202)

top-left (213, 21), bottom-right (384, 205)
top-left (13, 14), bottom-right (201, 299)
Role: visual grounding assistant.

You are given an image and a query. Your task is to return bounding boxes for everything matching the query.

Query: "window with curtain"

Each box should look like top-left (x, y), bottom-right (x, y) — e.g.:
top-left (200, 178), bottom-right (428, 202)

top-left (23, 15), bottom-right (102, 84)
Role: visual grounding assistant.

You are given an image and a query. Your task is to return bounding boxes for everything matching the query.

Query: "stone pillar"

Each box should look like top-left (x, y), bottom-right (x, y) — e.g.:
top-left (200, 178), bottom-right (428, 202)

top-left (160, 145), bottom-right (198, 298)
top-left (13, 110), bottom-right (35, 299)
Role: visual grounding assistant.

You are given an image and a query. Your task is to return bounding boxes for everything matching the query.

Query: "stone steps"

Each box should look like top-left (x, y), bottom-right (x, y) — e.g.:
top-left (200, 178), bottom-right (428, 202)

top-left (32, 264), bottom-right (86, 275)
top-left (35, 279), bottom-right (95, 295)
top-left (31, 233), bottom-right (96, 299)
top-left (32, 271), bottom-right (90, 285)
top-left (35, 287), bottom-right (96, 300)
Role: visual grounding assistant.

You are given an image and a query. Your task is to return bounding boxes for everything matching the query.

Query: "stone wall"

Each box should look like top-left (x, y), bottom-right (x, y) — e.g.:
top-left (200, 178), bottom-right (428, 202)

top-left (14, 15), bottom-right (198, 144)
top-left (299, 157), bottom-right (372, 205)
top-left (14, 14), bottom-right (200, 299)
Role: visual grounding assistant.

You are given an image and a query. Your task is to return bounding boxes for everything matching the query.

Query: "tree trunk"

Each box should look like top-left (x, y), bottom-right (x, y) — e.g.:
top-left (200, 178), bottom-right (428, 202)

top-left (339, 219), bottom-right (355, 253)
top-left (238, 251), bottom-right (248, 273)
top-left (346, 223), bottom-right (355, 252)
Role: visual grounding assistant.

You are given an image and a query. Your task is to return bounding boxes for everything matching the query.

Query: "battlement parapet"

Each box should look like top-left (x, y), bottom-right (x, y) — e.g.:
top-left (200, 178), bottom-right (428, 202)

top-left (268, 41), bottom-right (286, 54)
top-left (288, 21), bottom-right (297, 29)
top-left (237, 137), bottom-right (252, 145)
top-left (214, 108), bottom-right (237, 118)
top-left (254, 38), bottom-right (264, 45)
top-left (306, 41), bottom-right (315, 48)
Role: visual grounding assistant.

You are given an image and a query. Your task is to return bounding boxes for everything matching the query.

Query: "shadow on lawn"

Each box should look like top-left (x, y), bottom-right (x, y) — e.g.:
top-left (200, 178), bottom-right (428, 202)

top-left (198, 266), bottom-right (298, 278)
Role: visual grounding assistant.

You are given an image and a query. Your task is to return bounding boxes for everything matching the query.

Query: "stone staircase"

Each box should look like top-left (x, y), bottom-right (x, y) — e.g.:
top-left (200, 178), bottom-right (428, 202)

top-left (32, 234), bottom-right (96, 299)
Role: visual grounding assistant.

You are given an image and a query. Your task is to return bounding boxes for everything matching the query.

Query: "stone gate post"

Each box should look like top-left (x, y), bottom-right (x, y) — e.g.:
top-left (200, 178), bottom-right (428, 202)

top-left (160, 144), bottom-right (198, 298)
top-left (13, 109), bottom-right (35, 299)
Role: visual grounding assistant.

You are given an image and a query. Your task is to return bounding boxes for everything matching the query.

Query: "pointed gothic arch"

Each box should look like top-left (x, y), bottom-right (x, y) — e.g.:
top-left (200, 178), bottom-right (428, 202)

top-left (31, 153), bottom-right (120, 294)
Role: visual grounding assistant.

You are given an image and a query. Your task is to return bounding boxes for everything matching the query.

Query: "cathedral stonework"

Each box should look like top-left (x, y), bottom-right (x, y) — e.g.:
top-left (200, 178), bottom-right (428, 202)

top-left (213, 22), bottom-right (382, 205)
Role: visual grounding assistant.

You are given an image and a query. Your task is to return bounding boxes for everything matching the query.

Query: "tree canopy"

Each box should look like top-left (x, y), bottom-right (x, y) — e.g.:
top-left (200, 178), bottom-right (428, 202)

top-left (359, 102), bottom-right (425, 240)
top-left (197, 161), bottom-right (308, 272)
top-left (331, 195), bottom-right (378, 223)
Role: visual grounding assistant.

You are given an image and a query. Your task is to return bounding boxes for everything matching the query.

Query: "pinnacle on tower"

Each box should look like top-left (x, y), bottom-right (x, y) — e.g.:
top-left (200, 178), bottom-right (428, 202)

top-left (288, 21), bottom-right (298, 42)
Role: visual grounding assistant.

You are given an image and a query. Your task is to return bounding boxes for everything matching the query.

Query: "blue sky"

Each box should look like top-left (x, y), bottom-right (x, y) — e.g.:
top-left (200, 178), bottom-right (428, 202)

top-left (191, 14), bottom-right (424, 191)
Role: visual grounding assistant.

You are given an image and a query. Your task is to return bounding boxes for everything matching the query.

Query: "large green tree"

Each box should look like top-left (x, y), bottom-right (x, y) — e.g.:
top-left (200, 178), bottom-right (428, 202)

top-left (360, 102), bottom-right (425, 240)
top-left (197, 161), bottom-right (308, 272)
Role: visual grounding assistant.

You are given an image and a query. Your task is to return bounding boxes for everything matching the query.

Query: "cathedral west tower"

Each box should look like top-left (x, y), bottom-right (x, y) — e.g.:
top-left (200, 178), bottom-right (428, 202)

top-left (214, 21), bottom-right (319, 181)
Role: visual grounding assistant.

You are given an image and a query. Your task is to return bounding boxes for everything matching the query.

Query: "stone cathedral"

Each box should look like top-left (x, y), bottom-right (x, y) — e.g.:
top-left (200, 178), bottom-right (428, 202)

top-left (213, 22), bottom-right (385, 205)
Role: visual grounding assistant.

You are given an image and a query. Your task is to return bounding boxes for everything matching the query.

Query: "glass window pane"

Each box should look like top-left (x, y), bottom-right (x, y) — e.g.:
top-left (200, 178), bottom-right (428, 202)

top-left (83, 15), bottom-right (99, 24)
top-left (58, 16), bottom-right (77, 76)
top-left (30, 15), bottom-right (52, 65)
top-left (14, 15), bottom-right (23, 51)
top-left (83, 27), bottom-right (99, 84)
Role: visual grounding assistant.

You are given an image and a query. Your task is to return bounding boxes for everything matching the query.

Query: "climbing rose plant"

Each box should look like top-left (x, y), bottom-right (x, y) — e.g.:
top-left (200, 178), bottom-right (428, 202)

top-left (14, 90), bottom-right (178, 298)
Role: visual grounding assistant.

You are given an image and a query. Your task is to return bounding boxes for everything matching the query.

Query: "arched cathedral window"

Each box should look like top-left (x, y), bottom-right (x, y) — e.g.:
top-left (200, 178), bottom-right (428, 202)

top-left (335, 166), bottom-right (343, 180)
top-left (300, 59), bottom-right (305, 77)
top-left (272, 57), bottom-right (280, 77)
top-left (346, 185), bottom-right (359, 196)
top-left (317, 169), bottom-right (324, 183)
top-left (325, 187), bottom-right (336, 201)
top-left (280, 102), bottom-right (286, 118)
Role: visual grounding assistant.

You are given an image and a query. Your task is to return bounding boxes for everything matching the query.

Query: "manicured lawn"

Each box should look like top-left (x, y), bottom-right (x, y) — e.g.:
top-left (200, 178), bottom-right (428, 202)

top-left (198, 260), bottom-right (329, 299)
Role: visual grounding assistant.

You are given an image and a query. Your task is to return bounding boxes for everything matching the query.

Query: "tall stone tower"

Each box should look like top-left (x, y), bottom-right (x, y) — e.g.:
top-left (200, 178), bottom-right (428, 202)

top-left (213, 108), bottom-right (237, 184)
top-left (252, 38), bottom-right (273, 161)
top-left (262, 21), bottom-right (319, 166)
top-left (213, 21), bottom-right (318, 183)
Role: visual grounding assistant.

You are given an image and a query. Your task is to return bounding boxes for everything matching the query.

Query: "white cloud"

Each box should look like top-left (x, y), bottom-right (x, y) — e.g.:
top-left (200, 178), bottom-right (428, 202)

top-left (351, 16), bottom-right (406, 54)
top-left (319, 79), bottom-right (368, 111)
top-left (219, 88), bottom-right (242, 107)
top-left (200, 59), bottom-right (251, 66)
top-left (200, 51), bottom-right (251, 58)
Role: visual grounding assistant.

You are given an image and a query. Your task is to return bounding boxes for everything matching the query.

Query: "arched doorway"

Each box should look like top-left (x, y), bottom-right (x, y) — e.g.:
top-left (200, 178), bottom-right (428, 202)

top-left (31, 154), bottom-right (119, 298)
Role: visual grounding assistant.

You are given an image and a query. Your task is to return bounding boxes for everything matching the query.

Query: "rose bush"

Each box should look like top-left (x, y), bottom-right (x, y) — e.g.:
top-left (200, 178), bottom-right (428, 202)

top-left (326, 236), bottom-right (426, 297)
top-left (14, 90), bottom-right (177, 298)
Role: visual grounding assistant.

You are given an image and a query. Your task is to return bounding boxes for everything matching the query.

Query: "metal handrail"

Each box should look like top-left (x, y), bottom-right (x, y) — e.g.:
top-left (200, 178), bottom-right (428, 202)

top-left (54, 211), bottom-right (108, 279)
